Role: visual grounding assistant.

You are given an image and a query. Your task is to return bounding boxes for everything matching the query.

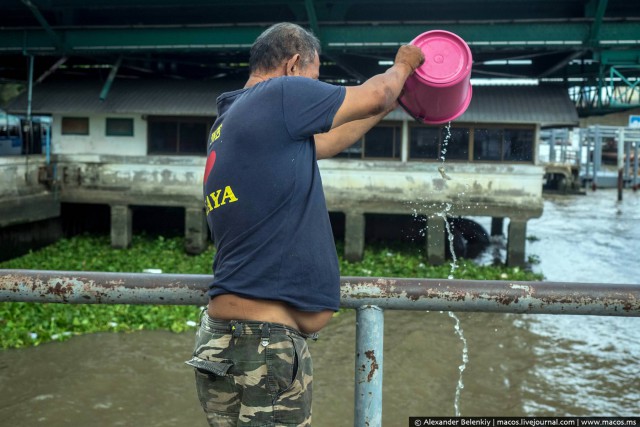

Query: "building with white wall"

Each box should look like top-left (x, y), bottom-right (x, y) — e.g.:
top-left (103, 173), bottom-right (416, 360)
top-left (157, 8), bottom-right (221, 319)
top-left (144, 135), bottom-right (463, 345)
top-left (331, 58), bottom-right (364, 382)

top-left (3, 79), bottom-right (579, 266)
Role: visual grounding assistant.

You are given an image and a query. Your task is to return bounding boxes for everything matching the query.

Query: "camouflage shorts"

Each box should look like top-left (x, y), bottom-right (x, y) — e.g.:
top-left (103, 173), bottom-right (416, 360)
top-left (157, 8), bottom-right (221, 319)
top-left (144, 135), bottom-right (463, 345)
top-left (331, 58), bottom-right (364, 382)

top-left (185, 313), bottom-right (313, 427)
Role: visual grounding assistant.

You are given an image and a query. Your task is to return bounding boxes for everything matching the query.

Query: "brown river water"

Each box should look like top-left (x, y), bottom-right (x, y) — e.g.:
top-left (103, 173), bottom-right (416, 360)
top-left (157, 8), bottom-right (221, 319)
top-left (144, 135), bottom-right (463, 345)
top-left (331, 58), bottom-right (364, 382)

top-left (1, 189), bottom-right (639, 426)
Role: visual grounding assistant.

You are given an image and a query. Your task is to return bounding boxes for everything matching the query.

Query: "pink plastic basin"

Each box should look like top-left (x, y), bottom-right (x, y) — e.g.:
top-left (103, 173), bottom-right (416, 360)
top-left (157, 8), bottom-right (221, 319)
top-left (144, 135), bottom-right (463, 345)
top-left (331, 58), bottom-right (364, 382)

top-left (398, 30), bottom-right (473, 125)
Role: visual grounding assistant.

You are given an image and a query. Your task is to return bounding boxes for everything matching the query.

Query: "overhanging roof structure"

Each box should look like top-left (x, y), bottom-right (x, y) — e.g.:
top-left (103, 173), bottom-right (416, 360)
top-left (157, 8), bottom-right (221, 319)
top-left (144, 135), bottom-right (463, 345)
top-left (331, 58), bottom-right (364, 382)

top-left (0, 0), bottom-right (638, 116)
top-left (7, 80), bottom-right (579, 128)
top-left (5, 79), bottom-right (241, 116)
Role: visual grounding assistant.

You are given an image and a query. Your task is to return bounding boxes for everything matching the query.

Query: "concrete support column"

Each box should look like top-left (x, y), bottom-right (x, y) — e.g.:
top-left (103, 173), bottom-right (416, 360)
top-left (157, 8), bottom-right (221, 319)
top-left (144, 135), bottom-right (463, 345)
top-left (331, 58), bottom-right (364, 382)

top-left (507, 219), bottom-right (527, 267)
top-left (491, 217), bottom-right (504, 236)
top-left (345, 212), bottom-right (365, 262)
top-left (185, 207), bottom-right (208, 255)
top-left (110, 204), bottom-right (132, 249)
top-left (426, 215), bottom-right (446, 265)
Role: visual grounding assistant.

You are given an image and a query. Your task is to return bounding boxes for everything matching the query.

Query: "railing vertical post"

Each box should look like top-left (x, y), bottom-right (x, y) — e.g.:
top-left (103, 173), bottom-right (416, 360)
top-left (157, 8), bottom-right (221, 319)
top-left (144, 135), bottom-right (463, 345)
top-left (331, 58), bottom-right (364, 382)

top-left (354, 305), bottom-right (384, 427)
top-left (593, 125), bottom-right (602, 188)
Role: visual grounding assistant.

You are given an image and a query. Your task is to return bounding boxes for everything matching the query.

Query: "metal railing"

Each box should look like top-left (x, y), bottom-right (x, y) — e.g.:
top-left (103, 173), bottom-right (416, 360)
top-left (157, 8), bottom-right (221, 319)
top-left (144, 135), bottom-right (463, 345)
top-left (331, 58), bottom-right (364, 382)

top-left (2, 269), bottom-right (640, 427)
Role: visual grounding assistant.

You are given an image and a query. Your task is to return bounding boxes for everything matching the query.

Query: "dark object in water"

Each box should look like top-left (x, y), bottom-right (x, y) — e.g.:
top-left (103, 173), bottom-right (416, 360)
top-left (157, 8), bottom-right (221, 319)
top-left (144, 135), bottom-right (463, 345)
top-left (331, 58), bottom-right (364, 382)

top-left (446, 217), bottom-right (490, 259)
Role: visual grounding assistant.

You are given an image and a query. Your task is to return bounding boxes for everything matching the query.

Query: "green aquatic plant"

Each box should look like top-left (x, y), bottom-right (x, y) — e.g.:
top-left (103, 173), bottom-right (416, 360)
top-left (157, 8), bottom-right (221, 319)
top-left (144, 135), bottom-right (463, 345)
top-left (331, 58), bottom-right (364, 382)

top-left (0, 234), bottom-right (542, 349)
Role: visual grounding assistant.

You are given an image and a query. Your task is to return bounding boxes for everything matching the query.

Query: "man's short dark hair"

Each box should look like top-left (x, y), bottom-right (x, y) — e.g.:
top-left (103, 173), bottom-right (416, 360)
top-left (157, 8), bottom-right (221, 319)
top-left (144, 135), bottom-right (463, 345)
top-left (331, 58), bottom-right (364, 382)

top-left (249, 23), bottom-right (321, 73)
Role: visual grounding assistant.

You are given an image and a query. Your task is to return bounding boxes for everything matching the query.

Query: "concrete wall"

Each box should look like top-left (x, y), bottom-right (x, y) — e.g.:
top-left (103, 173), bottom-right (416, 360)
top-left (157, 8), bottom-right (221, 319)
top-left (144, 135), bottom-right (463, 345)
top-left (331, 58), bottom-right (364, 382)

top-left (50, 154), bottom-right (543, 217)
top-left (51, 114), bottom-right (147, 156)
top-left (320, 159), bottom-right (543, 217)
top-left (0, 155), bottom-right (59, 228)
top-left (52, 154), bottom-right (208, 254)
top-left (1, 115), bottom-right (546, 266)
top-left (54, 154), bottom-right (204, 207)
top-left (319, 159), bottom-right (543, 266)
top-left (32, 154), bottom-right (542, 265)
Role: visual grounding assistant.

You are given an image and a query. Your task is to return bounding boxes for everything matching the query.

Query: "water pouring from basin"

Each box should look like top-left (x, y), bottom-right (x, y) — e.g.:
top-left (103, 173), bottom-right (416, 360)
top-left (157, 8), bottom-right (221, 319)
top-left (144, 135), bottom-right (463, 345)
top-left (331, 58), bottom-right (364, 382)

top-left (400, 31), bottom-right (475, 416)
top-left (399, 30), bottom-right (473, 125)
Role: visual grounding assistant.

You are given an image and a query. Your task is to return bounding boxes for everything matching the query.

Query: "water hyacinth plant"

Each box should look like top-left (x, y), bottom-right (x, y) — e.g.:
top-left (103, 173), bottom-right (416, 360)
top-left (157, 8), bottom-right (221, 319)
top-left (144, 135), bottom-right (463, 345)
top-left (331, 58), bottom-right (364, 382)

top-left (0, 234), bottom-right (542, 349)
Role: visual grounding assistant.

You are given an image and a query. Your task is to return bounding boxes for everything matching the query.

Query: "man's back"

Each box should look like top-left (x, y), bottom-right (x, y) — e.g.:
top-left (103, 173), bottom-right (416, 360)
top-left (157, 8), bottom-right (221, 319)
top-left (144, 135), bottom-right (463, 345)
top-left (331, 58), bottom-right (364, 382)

top-left (203, 76), bottom-right (345, 313)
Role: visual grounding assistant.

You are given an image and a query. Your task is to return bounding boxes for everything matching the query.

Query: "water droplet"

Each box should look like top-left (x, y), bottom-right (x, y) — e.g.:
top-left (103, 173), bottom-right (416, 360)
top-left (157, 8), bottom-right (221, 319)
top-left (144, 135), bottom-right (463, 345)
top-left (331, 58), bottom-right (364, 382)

top-left (447, 311), bottom-right (469, 416)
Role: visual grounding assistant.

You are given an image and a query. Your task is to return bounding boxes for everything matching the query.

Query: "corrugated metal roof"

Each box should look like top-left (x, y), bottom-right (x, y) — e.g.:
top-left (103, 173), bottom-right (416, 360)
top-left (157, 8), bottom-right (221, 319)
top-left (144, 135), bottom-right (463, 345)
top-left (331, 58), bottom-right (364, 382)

top-left (387, 85), bottom-right (579, 127)
top-left (7, 80), bottom-right (578, 127)
top-left (6, 79), bottom-right (244, 117)
top-left (462, 85), bottom-right (579, 126)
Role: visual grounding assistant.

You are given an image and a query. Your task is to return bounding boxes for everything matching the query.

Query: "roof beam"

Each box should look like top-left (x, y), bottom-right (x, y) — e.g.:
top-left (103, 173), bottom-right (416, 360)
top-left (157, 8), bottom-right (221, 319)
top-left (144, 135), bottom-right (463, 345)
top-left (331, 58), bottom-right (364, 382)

top-left (537, 50), bottom-right (585, 78)
top-left (99, 55), bottom-right (122, 101)
top-left (35, 55), bottom-right (67, 84)
top-left (303, 0), bottom-right (366, 82)
top-left (20, 0), bottom-right (64, 51)
top-left (585, 0), bottom-right (608, 47)
top-left (304, 0), bottom-right (320, 36)
top-left (596, 50), bottom-right (640, 65)
top-left (0, 21), bottom-right (639, 55)
top-left (13, 0), bottom-right (589, 8)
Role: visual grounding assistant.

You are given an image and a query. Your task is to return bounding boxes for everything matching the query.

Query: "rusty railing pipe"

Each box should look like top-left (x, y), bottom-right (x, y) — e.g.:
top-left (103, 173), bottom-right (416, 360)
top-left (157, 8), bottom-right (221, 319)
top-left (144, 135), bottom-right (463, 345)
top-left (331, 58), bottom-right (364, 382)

top-left (1, 270), bottom-right (639, 317)
top-left (2, 269), bottom-right (640, 427)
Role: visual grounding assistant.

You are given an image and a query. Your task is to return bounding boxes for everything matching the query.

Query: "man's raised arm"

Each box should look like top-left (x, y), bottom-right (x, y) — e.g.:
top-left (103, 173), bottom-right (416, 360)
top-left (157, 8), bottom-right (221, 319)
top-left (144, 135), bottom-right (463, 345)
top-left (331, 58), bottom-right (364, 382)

top-left (315, 44), bottom-right (423, 159)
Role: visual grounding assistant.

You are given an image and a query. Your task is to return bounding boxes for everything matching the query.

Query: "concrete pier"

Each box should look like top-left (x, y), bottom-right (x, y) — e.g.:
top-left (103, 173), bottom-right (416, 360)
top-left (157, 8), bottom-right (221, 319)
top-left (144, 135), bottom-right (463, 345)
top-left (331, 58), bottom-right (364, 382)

top-left (427, 215), bottom-right (446, 265)
top-left (1, 154), bottom-right (543, 267)
top-left (110, 204), bottom-right (132, 249)
top-left (321, 159), bottom-right (543, 267)
top-left (185, 207), bottom-right (209, 255)
top-left (506, 219), bottom-right (527, 267)
top-left (344, 212), bottom-right (366, 262)
top-left (0, 156), bottom-right (60, 228)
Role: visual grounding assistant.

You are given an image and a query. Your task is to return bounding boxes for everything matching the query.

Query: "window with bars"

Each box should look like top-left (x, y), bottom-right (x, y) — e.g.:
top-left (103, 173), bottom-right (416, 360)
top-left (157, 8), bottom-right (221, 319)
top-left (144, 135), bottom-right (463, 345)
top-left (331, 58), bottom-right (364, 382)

top-left (62, 117), bottom-right (89, 135)
top-left (410, 125), bottom-right (469, 161)
top-left (363, 124), bottom-right (401, 159)
top-left (474, 127), bottom-right (534, 162)
top-left (106, 118), bottom-right (134, 137)
top-left (147, 117), bottom-right (213, 155)
top-left (332, 122), bottom-right (535, 163)
top-left (335, 122), bottom-right (402, 160)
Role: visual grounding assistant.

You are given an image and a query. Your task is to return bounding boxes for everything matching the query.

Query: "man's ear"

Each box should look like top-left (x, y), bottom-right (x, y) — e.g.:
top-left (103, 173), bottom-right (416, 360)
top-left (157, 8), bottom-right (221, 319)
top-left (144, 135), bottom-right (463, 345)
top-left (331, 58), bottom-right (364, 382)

top-left (285, 54), bottom-right (302, 76)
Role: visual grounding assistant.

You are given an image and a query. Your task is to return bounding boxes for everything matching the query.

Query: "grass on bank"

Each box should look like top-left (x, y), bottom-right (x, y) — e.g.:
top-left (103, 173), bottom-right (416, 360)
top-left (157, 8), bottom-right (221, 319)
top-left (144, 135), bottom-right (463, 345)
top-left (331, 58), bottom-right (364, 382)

top-left (0, 234), bottom-right (542, 349)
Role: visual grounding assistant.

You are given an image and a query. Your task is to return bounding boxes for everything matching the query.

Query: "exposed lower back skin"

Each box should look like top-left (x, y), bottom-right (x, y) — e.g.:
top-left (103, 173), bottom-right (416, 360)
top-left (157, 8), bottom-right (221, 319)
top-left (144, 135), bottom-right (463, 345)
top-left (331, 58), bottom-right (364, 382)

top-left (208, 294), bottom-right (335, 334)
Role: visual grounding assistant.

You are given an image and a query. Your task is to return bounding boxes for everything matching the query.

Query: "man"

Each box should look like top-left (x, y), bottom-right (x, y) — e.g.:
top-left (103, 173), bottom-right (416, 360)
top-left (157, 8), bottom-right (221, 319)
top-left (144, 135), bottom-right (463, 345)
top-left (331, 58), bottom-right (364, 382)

top-left (186, 22), bottom-right (423, 426)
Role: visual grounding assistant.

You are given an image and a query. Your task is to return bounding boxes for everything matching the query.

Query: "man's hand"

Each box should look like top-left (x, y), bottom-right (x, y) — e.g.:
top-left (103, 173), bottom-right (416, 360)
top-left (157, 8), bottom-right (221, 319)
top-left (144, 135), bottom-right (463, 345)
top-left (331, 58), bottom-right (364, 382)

top-left (395, 45), bottom-right (425, 74)
top-left (330, 44), bottom-right (423, 131)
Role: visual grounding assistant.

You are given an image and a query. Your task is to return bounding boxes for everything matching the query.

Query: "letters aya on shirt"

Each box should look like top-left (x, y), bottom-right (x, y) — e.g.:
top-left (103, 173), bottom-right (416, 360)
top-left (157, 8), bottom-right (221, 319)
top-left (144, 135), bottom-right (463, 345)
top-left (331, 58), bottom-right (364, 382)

top-left (203, 123), bottom-right (238, 215)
